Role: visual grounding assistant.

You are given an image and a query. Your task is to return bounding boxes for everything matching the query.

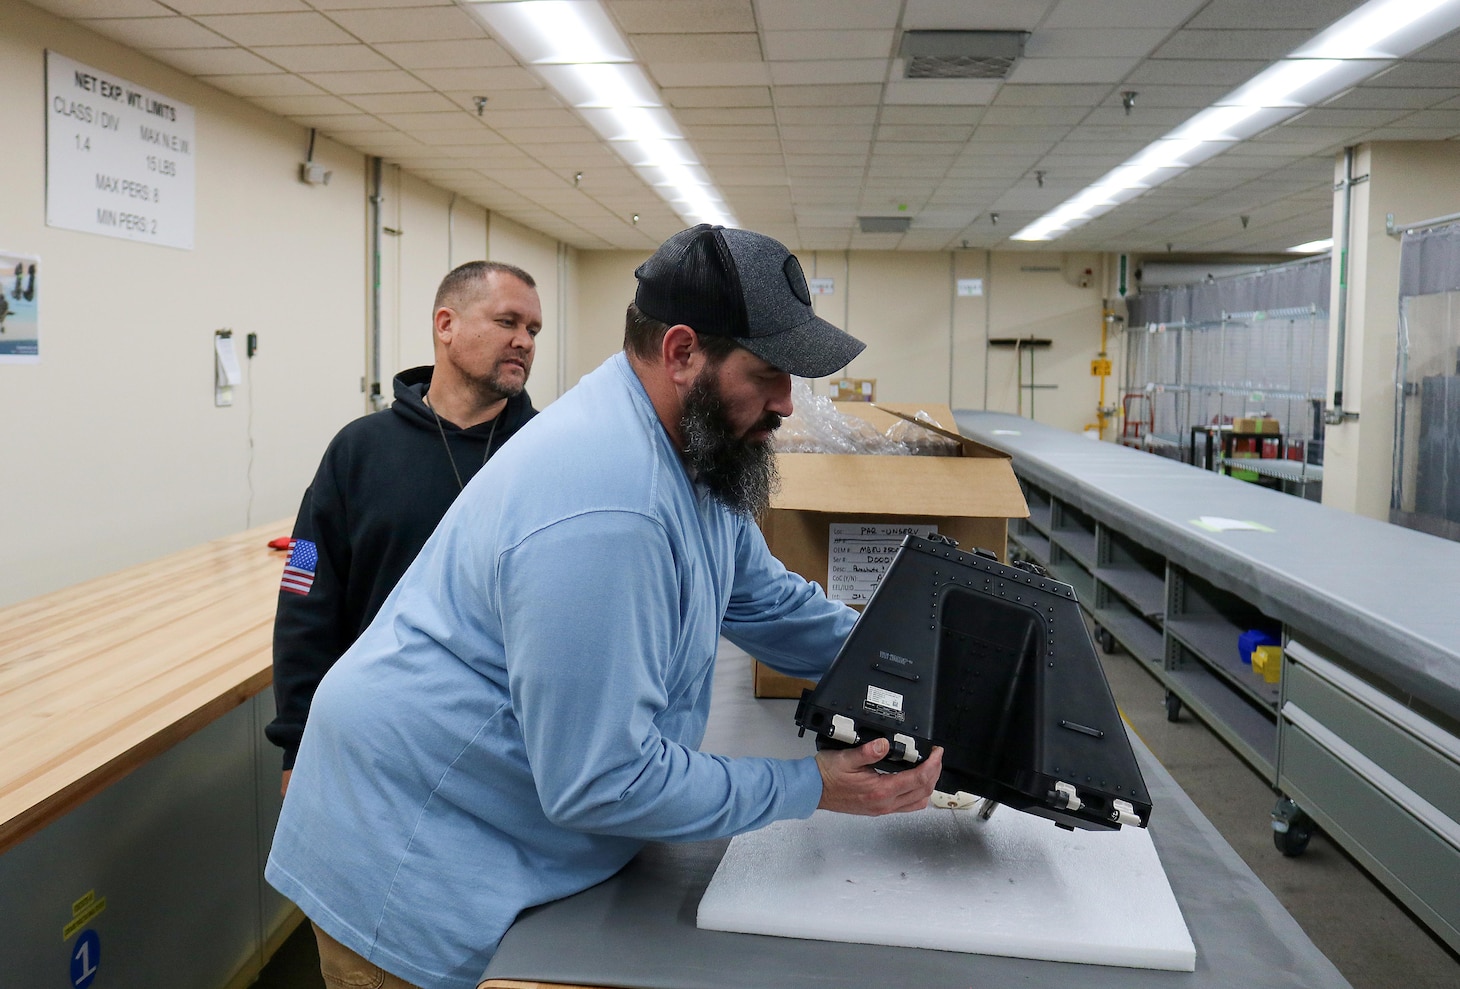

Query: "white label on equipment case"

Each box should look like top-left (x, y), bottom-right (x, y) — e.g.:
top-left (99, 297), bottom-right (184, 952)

top-left (866, 684), bottom-right (903, 713)
top-left (827, 523), bottom-right (937, 605)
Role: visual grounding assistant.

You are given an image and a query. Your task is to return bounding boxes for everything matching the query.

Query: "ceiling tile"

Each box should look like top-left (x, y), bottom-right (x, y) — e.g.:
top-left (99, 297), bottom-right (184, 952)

top-left (1286, 106), bottom-right (1413, 129)
top-left (1124, 59), bottom-right (1267, 87)
top-left (1186, 0), bottom-right (1362, 31)
top-left (372, 39), bottom-right (515, 70)
top-left (31, 0), bottom-right (175, 16)
top-left (769, 60), bottom-right (888, 86)
top-left (993, 84), bottom-right (1108, 107)
top-left (414, 66), bottom-right (544, 91)
top-left (251, 93), bottom-right (360, 115)
top-left (84, 16), bottom-right (233, 49)
top-left (649, 63), bottom-right (772, 87)
top-left (632, 33), bottom-right (762, 63)
top-left (325, 6), bottom-right (487, 43)
top-left (493, 127), bottom-right (598, 144)
top-left (292, 112), bottom-right (389, 131)
top-left (762, 30), bottom-right (894, 61)
top-left (204, 73), bottom-right (322, 96)
top-left (1099, 85), bottom-right (1229, 109)
top-left (308, 0), bottom-right (450, 7)
top-left (167, 0), bottom-right (308, 12)
top-left (875, 124), bottom-right (974, 142)
top-left (694, 140), bottom-right (790, 155)
top-left (1007, 58), bottom-right (1142, 85)
top-left (883, 79), bottom-right (1001, 105)
top-left (678, 107), bottom-right (778, 126)
top-left (1042, 0), bottom-right (1206, 29)
top-left (252, 45), bottom-right (395, 73)
top-left (377, 111), bottom-right (486, 131)
top-left (756, 0), bottom-right (901, 31)
top-left (1150, 29), bottom-right (1312, 61)
top-left (443, 90), bottom-right (564, 112)
top-left (158, 47), bottom-right (280, 75)
top-left (1321, 86), bottom-right (1458, 110)
top-left (664, 87), bottom-right (773, 108)
top-left (609, 0), bottom-right (757, 33)
top-left (776, 84), bottom-right (883, 106)
top-left (480, 108), bottom-right (582, 129)
top-left (1365, 62), bottom-right (1460, 88)
top-left (194, 12), bottom-right (356, 46)
top-left (980, 106), bottom-right (1089, 127)
top-left (1026, 29), bottom-right (1172, 59)
top-left (302, 70), bottom-right (433, 95)
top-left (878, 106), bottom-right (983, 125)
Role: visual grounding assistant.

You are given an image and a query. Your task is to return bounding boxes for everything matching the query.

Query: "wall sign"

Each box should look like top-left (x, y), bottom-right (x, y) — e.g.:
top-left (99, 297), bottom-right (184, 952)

top-left (0, 250), bottom-right (40, 363)
top-left (46, 51), bottom-right (195, 250)
top-left (808, 277), bottom-right (835, 295)
top-left (957, 278), bottom-right (983, 297)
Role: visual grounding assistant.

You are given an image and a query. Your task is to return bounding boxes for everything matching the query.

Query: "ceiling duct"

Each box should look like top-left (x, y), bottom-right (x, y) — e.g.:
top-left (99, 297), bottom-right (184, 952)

top-left (899, 30), bottom-right (1029, 80)
top-left (858, 216), bottom-right (912, 234)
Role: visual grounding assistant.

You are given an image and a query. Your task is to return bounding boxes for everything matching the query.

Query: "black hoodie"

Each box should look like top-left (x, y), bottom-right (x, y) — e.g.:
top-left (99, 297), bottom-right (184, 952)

top-left (265, 366), bottom-right (536, 768)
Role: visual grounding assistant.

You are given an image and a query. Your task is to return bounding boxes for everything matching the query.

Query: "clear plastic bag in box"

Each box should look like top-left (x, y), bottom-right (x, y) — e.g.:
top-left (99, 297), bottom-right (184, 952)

top-left (773, 379), bottom-right (959, 456)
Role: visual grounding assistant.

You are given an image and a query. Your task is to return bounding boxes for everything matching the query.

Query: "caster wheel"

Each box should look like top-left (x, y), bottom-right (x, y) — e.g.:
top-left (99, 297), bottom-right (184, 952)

top-left (1272, 797), bottom-right (1315, 857)
top-left (1274, 823), bottom-right (1313, 857)
top-left (1164, 691), bottom-right (1182, 722)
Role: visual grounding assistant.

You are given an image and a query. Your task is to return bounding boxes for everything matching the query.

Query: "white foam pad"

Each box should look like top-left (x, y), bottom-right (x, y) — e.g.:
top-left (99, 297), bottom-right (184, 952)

top-left (697, 805), bottom-right (1195, 972)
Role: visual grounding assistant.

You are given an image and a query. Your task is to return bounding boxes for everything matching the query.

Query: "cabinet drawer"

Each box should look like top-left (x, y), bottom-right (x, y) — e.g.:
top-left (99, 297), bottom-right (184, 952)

top-left (1285, 648), bottom-right (1460, 826)
top-left (1280, 724), bottom-right (1460, 953)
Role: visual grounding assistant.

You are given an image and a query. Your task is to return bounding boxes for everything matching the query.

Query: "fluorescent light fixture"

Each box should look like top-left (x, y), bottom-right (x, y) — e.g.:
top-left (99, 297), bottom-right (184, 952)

top-left (615, 138), bottom-right (702, 168)
top-left (534, 63), bottom-right (661, 108)
top-left (578, 106), bottom-right (683, 142)
top-left (1011, 0), bottom-right (1460, 244)
top-left (1295, 0), bottom-right (1460, 58)
top-left (461, 0), bottom-right (738, 228)
top-left (467, 0), bottom-right (632, 63)
top-left (1288, 237), bottom-right (1334, 253)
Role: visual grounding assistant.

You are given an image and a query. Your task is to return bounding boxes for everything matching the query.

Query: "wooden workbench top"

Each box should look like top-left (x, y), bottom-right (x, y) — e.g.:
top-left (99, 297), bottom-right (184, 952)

top-left (0, 520), bottom-right (291, 854)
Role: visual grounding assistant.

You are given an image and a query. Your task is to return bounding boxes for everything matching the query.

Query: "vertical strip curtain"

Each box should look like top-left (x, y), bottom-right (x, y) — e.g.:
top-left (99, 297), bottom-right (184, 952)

top-left (1126, 255), bottom-right (1331, 326)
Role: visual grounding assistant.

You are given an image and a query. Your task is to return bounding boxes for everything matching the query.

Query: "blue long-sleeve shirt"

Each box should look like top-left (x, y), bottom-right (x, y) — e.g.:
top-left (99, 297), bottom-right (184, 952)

top-left (265, 352), bottom-right (857, 989)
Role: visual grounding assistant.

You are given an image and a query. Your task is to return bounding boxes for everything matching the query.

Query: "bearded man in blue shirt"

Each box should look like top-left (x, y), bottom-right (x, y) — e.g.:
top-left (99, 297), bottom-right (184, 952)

top-left (266, 223), bottom-right (944, 989)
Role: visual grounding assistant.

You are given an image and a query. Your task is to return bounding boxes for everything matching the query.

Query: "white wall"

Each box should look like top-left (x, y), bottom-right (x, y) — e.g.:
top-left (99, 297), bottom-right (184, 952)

top-left (573, 246), bottom-right (1109, 433)
top-left (1323, 141), bottom-right (1460, 521)
top-left (488, 213), bottom-right (568, 403)
top-left (0, 2), bottom-right (575, 607)
top-left (0, 2), bottom-right (367, 606)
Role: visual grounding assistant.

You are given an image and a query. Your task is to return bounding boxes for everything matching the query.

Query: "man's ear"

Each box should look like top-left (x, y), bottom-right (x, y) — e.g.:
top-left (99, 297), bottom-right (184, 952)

top-left (433, 306), bottom-right (455, 345)
top-left (661, 324), bottom-right (702, 385)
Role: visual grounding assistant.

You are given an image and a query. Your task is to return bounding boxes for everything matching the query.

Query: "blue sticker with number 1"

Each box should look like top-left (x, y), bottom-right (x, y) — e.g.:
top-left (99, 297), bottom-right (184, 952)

top-left (71, 929), bottom-right (100, 989)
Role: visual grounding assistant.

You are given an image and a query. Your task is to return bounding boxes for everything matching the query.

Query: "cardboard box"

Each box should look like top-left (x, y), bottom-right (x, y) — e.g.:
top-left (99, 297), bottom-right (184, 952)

top-left (752, 402), bottom-right (1029, 698)
top-left (829, 377), bottom-right (876, 402)
top-left (1234, 416), bottom-right (1280, 434)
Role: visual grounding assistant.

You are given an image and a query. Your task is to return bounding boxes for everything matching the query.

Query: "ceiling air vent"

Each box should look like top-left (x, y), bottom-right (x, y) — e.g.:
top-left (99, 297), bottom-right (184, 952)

top-left (899, 30), bottom-right (1029, 80)
top-left (858, 216), bottom-right (912, 234)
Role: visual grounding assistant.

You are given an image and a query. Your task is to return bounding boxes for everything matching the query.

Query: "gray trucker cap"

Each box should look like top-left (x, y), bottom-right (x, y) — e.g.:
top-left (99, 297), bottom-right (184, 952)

top-left (634, 224), bottom-right (866, 378)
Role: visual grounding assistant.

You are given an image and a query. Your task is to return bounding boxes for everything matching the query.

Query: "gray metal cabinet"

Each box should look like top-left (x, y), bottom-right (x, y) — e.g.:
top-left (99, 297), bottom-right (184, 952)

top-left (970, 409), bottom-right (1460, 956)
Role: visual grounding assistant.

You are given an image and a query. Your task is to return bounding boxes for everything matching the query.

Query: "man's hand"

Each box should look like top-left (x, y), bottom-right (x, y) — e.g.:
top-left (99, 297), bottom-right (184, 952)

top-left (281, 769), bottom-right (291, 798)
top-left (815, 738), bottom-right (943, 816)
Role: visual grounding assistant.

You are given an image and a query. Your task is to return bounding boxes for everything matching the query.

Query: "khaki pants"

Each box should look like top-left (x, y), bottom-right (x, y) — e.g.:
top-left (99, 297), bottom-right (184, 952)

top-left (313, 923), bottom-right (424, 989)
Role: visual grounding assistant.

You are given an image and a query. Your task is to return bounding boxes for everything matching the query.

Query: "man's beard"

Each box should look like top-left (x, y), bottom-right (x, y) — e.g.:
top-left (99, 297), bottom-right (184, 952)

top-left (680, 369), bottom-right (781, 518)
top-left (484, 357), bottom-right (528, 399)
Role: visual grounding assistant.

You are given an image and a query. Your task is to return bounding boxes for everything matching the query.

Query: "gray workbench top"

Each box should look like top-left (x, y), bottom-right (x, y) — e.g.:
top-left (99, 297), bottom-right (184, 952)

top-left (954, 411), bottom-right (1460, 726)
top-left (480, 643), bottom-right (1349, 989)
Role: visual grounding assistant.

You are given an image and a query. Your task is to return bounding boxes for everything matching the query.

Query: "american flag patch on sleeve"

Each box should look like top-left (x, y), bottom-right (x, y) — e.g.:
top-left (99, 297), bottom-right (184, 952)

top-left (280, 538), bottom-right (318, 596)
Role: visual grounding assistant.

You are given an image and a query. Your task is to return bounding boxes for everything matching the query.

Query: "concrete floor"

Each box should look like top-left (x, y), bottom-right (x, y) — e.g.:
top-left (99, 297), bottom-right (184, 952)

top-left (253, 645), bottom-right (1460, 989)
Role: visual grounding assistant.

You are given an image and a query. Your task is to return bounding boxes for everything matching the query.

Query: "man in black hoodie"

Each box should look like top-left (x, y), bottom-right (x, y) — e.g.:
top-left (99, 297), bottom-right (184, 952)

top-left (267, 261), bottom-right (541, 794)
